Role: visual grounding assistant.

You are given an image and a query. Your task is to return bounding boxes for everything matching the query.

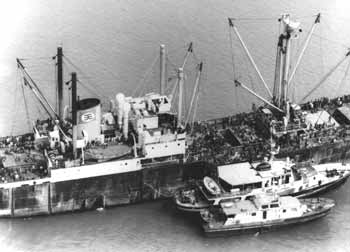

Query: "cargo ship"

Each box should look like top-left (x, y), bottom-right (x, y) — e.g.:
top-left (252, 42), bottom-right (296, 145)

top-left (1, 13), bottom-right (350, 217)
top-left (0, 44), bottom-right (214, 217)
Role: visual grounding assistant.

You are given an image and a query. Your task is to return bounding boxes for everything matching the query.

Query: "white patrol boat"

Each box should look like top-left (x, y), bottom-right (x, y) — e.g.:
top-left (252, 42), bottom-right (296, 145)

top-left (200, 194), bottom-right (335, 236)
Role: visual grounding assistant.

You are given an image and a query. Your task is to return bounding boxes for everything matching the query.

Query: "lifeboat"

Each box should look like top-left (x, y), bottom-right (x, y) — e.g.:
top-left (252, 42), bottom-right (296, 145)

top-left (203, 176), bottom-right (222, 195)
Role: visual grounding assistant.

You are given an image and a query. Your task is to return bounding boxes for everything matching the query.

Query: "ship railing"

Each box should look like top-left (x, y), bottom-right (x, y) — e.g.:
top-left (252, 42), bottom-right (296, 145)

top-left (300, 197), bottom-right (334, 208)
top-left (273, 123), bottom-right (308, 133)
top-left (0, 163), bottom-right (49, 184)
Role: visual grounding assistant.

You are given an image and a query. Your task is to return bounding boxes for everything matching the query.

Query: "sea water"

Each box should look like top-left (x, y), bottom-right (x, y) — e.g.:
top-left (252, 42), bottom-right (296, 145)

top-left (0, 0), bottom-right (349, 251)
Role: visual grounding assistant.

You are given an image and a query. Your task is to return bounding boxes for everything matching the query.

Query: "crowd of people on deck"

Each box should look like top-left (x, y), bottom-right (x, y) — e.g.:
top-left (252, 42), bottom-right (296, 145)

top-left (187, 113), bottom-right (269, 165)
top-left (300, 95), bottom-right (350, 111)
top-left (0, 133), bottom-right (49, 183)
top-left (0, 163), bottom-right (48, 184)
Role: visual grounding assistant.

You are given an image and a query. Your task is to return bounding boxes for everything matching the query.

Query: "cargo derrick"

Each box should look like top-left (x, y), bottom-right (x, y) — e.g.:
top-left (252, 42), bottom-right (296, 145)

top-left (220, 14), bottom-right (350, 165)
top-left (187, 14), bottom-right (350, 167)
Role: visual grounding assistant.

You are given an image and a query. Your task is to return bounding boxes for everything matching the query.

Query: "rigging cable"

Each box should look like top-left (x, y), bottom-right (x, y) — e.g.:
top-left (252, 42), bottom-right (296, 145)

top-left (77, 79), bottom-right (108, 100)
top-left (132, 54), bottom-right (160, 97)
top-left (10, 70), bottom-right (20, 136)
top-left (190, 88), bottom-right (200, 134)
top-left (168, 64), bottom-right (180, 98)
top-left (300, 51), bottom-right (350, 103)
top-left (185, 64), bottom-right (202, 125)
top-left (21, 81), bottom-right (32, 132)
top-left (229, 19), bottom-right (242, 111)
top-left (336, 58), bottom-right (350, 95)
top-left (17, 59), bottom-right (58, 118)
top-left (62, 58), bottom-right (109, 101)
top-left (165, 55), bottom-right (181, 95)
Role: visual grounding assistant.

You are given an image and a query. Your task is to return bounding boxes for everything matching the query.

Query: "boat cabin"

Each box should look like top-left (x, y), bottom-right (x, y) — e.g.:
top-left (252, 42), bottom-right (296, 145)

top-left (219, 195), bottom-right (304, 226)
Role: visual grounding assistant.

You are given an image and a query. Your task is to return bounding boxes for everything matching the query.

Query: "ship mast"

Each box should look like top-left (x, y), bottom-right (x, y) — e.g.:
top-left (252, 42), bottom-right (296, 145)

top-left (177, 67), bottom-right (184, 128)
top-left (71, 72), bottom-right (78, 159)
top-left (279, 14), bottom-right (301, 113)
top-left (160, 44), bottom-right (166, 95)
top-left (57, 47), bottom-right (64, 119)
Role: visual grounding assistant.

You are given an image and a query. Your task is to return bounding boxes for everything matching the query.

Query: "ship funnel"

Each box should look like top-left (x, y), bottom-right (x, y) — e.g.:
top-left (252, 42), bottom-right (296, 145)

top-left (76, 98), bottom-right (101, 142)
top-left (116, 93), bottom-right (125, 129)
top-left (123, 102), bottom-right (131, 139)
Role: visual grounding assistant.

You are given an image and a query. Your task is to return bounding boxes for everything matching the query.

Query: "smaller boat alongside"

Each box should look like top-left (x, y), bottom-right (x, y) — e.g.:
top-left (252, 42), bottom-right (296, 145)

top-left (200, 194), bottom-right (335, 236)
top-left (174, 176), bottom-right (254, 212)
top-left (174, 159), bottom-right (350, 212)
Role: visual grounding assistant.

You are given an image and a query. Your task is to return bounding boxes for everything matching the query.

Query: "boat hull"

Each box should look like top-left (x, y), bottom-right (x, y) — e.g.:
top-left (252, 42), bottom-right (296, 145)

top-left (291, 173), bottom-right (350, 198)
top-left (174, 172), bottom-right (350, 213)
top-left (203, 205), bottom-right (332, 237)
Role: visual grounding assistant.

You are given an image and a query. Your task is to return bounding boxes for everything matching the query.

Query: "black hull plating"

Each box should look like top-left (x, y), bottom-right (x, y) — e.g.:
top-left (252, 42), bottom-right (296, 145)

top-left (0, 161), bottom-right (215, 218)
top-left (277, 141), bottom-right (350, 164)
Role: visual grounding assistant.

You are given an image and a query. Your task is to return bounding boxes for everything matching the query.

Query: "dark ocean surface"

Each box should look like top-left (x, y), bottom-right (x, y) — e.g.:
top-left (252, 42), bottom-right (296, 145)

top-left (0, 0), bottom-right (350, 251)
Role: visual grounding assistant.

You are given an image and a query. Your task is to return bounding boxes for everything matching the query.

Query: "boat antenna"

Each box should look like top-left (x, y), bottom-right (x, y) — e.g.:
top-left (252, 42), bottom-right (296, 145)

top-left (228, 18), bottom-right (273, 98)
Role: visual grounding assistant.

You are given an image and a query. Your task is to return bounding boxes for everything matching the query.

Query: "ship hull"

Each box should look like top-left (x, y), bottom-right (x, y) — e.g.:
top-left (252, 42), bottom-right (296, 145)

top-left (0, 160), bottom-right (215, 218)
top-left (277, 141), bottom-right (350, 164)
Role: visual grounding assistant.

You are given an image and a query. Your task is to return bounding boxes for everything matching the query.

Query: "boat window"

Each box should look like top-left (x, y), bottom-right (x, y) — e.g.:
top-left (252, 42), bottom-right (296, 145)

top-left (264, 180), bottom-right (269, 188)
top-left (270, 203), bottom-right (279, 208)
top-left (251, 212), bottom-right (256, 216)
top-left (261, 205), bottom-right (268, 209)
top-left (285, 174), bottom-right (290, 184)
top-left (246, 195), bottom-right (256, 201)
top-left (282, 209), bottom-right (286, 213)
